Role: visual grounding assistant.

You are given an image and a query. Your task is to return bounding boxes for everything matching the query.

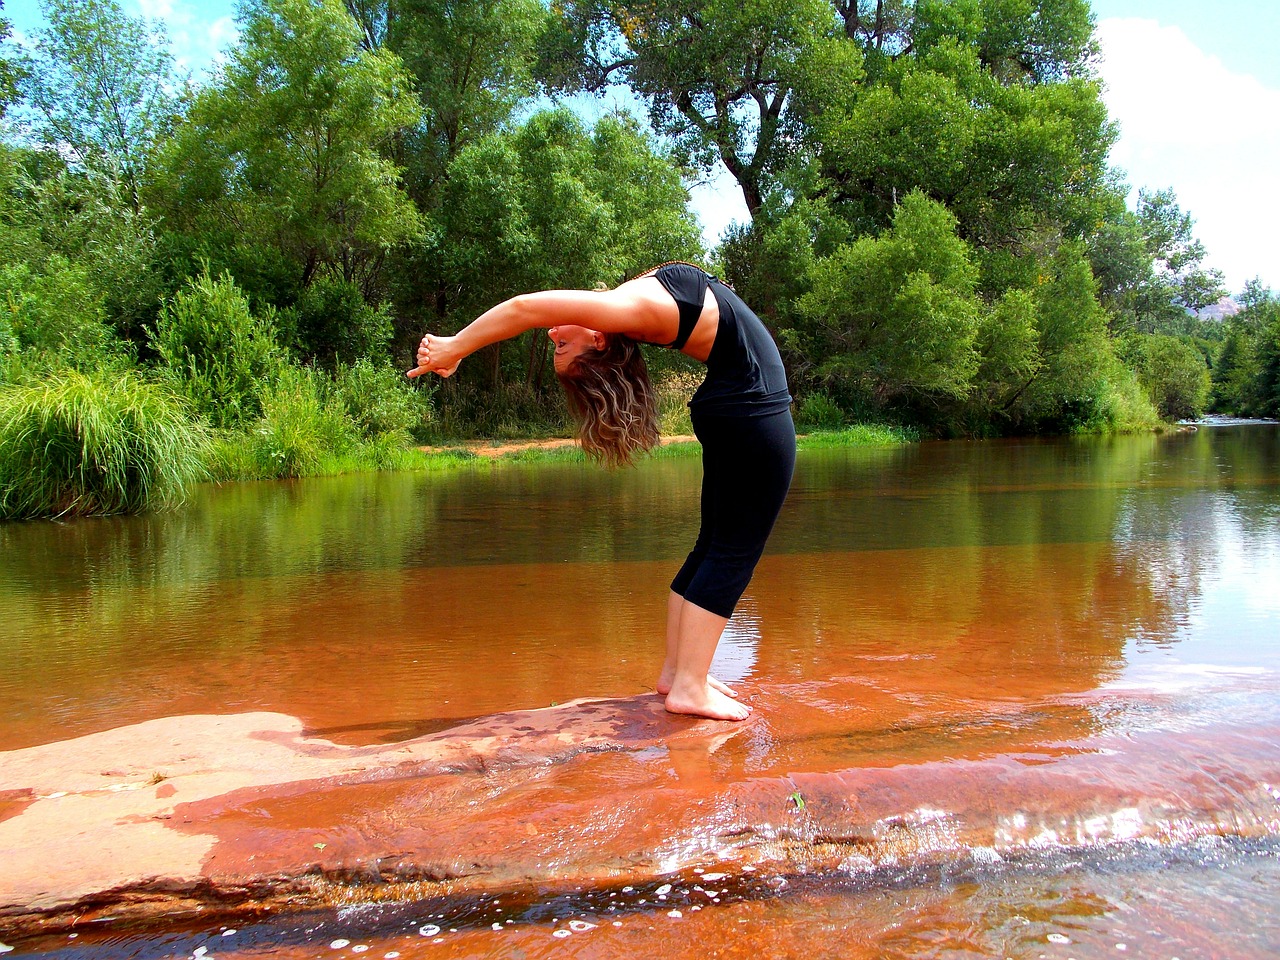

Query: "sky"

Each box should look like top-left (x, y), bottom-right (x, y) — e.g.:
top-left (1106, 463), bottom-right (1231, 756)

top-left (4, 0), bottom-right (1277, 294)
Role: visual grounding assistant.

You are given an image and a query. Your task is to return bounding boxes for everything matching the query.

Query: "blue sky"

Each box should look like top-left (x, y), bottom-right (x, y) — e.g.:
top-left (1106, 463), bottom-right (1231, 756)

top-left (5, 0), bottom-right (1277, 292)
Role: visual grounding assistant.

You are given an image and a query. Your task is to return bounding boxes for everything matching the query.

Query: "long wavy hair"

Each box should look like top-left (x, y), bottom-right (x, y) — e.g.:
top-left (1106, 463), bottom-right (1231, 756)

top-left (558, 333), bottom-right (660, 468)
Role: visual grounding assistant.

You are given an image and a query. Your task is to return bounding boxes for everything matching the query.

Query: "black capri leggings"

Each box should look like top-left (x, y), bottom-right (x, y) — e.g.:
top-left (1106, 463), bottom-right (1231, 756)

top-left (670, 407), bottom-right (796, 619)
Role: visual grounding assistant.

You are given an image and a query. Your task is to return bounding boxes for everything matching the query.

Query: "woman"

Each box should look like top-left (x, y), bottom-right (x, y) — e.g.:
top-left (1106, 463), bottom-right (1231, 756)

top-left (408, 263), bottom-right (795, 721)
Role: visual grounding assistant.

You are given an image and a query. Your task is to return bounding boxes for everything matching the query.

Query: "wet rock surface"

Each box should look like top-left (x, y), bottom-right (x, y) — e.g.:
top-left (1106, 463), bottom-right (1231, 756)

top-left (3, 683), bottom-right (1279, 941)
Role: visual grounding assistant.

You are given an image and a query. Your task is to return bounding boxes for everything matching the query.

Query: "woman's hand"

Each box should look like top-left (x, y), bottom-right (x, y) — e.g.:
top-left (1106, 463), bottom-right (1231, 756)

top-left (406, 333), bottom-right (462, 379)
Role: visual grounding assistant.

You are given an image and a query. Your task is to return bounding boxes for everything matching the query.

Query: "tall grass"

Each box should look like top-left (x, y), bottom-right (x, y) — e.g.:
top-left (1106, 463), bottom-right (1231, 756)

top-left (0, 371), bottom-right (207, 519)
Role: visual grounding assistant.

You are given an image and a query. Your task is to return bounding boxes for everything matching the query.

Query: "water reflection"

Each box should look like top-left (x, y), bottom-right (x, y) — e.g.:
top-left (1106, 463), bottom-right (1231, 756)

top-left (0, 426), bottom-right (1277, 758)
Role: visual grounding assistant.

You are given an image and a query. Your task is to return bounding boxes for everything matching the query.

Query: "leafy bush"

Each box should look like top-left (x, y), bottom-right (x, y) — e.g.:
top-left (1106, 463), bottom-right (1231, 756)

top-left (246, 365), bottom-right (357, 478)
top-left (795, 391), bottom-right (846, 431)
top-left (1124, 333), bottom-right (1211, 421)
top-left (330, 358), bottom-right (433, 440)
top-left (149, 268), bottom-right (286, 428)
top-left (424, 381), bottom-right (570, 442)
top-left (655, 370), bottom-right (699, 435)
top-left (282, 277), bottom-right (394, 369)
top-left (0, 259), bottom-right (128, 368)
top-left (0, 370), bottom-right (206, 519)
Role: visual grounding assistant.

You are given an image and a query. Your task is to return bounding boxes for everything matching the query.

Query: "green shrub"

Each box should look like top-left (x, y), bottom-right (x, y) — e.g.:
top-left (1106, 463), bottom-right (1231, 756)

top-left (0, 259), bottom-right (128, 368)
top-left (0, 370), bottom-right (206, 519)
top-left (1124, 333), bottom-right (1212, 421)
top-left (246, 365), bottom-right (357, 478)
top-left (656, 370), bottom-right (699, 435)
top-left (795, 391), bottom-right (846, 431)
top-left (330, 358), bottom-right (433, 440)
top-left (149, 268), bottom-right (285, 428)
top-left (283, 278), bottom-right (393, 368)
top-left (424, 381), bottom-right (570, 442)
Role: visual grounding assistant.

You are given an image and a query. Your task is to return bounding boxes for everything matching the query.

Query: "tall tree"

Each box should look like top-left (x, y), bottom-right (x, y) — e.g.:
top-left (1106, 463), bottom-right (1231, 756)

top-left (1089, 187), bottom-right (1226, 334)
top-left (16, 0), bottom-right (178, 210)
top-left (540, 0), bottom-right (858, 217)
top-left (152, 0), bottom-right (422, 297)
top-left (433, 107), bottom-right (702, 387)
top-left (0, 1), bottom-right (24, 118)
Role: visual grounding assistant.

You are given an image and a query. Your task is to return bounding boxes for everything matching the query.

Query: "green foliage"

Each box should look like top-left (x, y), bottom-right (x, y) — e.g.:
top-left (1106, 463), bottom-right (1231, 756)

top-left (1091, 188), bottom-right (1226, 334)
top-left (0, 145), bottom-right (168, 345)
top-left (388, 0), bottom-right (545, 194)
top-left (795, 391), bottom-right (846, 431)
top-left (148, 269), bottom-right (286, 428)
top-left (417, 106), bottom-right (701, 393)
top-left (797, 191), bottom-right (981, 415)
top-left (796, 423), bottom-right (920, 448)
top-left (283, 277), bottom-right (393, 368)
top-left (655, 369), bottom-right (700, 435)
top-left (151, 0), bottom-right (422, 294)
top-left (1211, 284), bottom-right (1280, 418)
top-left (329, 357), bottom-right (433, 440)
top-left (423, 380), bottom-right (571, 442)
top-left (244, 365), bottom-right (356, 477)
top-left (1123, 333), bottom-right (1211, 421)
top-left (0, 5), bottom-right (23, 118)
top-left (0, 259), bottom-right (126, 370)
top-left (542, 0), bottom-right (854, 216)
top-left (15, 0), bottom-right (178, 209)
top-left (0, 370), bottom-right (206, 519)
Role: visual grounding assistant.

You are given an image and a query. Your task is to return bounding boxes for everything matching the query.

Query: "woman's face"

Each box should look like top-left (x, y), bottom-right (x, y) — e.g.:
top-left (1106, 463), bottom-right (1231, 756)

top-left (549, 325), bottom-right (603, 375)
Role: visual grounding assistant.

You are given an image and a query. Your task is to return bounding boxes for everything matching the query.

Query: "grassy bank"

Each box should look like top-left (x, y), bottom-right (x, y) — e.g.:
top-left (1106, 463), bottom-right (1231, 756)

top-left (0, 365), bottom-right (916, 521)
top-left (0, 371), bottom-right (208, 519)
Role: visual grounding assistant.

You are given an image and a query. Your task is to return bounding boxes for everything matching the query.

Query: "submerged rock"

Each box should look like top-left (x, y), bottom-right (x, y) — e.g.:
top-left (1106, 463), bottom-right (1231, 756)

top-left (2, 685), bottom-right (1279, 940)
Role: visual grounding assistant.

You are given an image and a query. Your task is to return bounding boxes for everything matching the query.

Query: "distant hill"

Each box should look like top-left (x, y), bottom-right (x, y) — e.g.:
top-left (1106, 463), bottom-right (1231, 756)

top-left (1196, 297), bottom-right (1241, 322)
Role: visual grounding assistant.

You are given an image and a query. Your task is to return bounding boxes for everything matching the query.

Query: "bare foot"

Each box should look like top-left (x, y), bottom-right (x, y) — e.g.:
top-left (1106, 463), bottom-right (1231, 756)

top-left (664, 683), bottom-right (753, 721)
top-left (656, 670), bottom-right (737, 699)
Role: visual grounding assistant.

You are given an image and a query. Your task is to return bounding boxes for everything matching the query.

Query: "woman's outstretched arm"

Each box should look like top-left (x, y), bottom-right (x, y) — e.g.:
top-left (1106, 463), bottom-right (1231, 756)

top-left (406, 283), bottom-right (674, 379)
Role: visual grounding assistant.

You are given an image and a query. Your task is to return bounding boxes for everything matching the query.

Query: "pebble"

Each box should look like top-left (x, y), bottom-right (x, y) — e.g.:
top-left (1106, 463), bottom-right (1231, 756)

top-left (329, 940), bottom-right (350, 950)
top-left (668, 910), bottom-right (682, 919)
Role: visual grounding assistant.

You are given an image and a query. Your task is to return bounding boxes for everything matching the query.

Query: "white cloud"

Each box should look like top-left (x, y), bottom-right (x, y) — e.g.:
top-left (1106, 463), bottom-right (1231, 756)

top-left (1097, 17), bottom-right (1280, 293)
top-left (128, 0), bottom-right (237, 79)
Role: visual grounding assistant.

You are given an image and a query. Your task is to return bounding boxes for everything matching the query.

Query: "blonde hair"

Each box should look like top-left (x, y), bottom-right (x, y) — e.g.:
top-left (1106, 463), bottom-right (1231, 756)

top-left (558, 334), bottom-right (660, 468)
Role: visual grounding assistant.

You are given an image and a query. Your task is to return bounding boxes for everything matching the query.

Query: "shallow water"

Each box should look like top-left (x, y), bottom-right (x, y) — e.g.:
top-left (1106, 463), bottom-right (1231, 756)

top-left (2, 424), bottom-right (1278, 956)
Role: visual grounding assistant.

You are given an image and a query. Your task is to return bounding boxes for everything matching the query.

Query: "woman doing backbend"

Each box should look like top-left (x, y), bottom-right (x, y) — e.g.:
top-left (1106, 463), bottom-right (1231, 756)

top-left (407, 263), bottom-right (795, 722)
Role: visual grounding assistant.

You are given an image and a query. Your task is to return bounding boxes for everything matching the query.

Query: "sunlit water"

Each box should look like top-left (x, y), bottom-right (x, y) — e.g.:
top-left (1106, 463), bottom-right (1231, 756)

top-left (2, 424), bottom-right (1278, 957)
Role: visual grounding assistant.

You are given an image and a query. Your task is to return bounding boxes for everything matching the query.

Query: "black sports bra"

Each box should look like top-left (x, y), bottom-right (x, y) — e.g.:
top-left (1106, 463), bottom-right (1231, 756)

top-left (651, 262), bottom-right (713, 350)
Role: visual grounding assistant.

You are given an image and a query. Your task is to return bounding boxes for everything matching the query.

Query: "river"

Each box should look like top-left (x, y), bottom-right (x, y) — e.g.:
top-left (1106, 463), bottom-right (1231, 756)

top-left (1, 423), bottom-right (1278, 958)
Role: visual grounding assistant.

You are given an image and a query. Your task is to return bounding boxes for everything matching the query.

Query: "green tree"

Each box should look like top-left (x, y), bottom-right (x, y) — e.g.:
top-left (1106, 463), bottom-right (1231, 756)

top-left (15, 0), bottom-right (178, 210)
top-left (431, 107), bottom-right (702, 389)
top-left (148, 268), bottom-right (286, 428)
top-left (152, 0), bottom-right (422, 298)
top-left (794, 190), bottom-right (981, 417)
top-left (1124, 333), bottom-right (1210, 421)
top-left (1092, 187), bottom-right (1226, 334)
top-left (386, 0), bottom-right (544, 196)
top-left (541, 0), bottom-right (857, 217)
top-left (1212, 282), bottom-right (1280, 417)
top-left (0, 1), bottom-right (25, 118)
top-left (0, 143), bottom-right (164, 352)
